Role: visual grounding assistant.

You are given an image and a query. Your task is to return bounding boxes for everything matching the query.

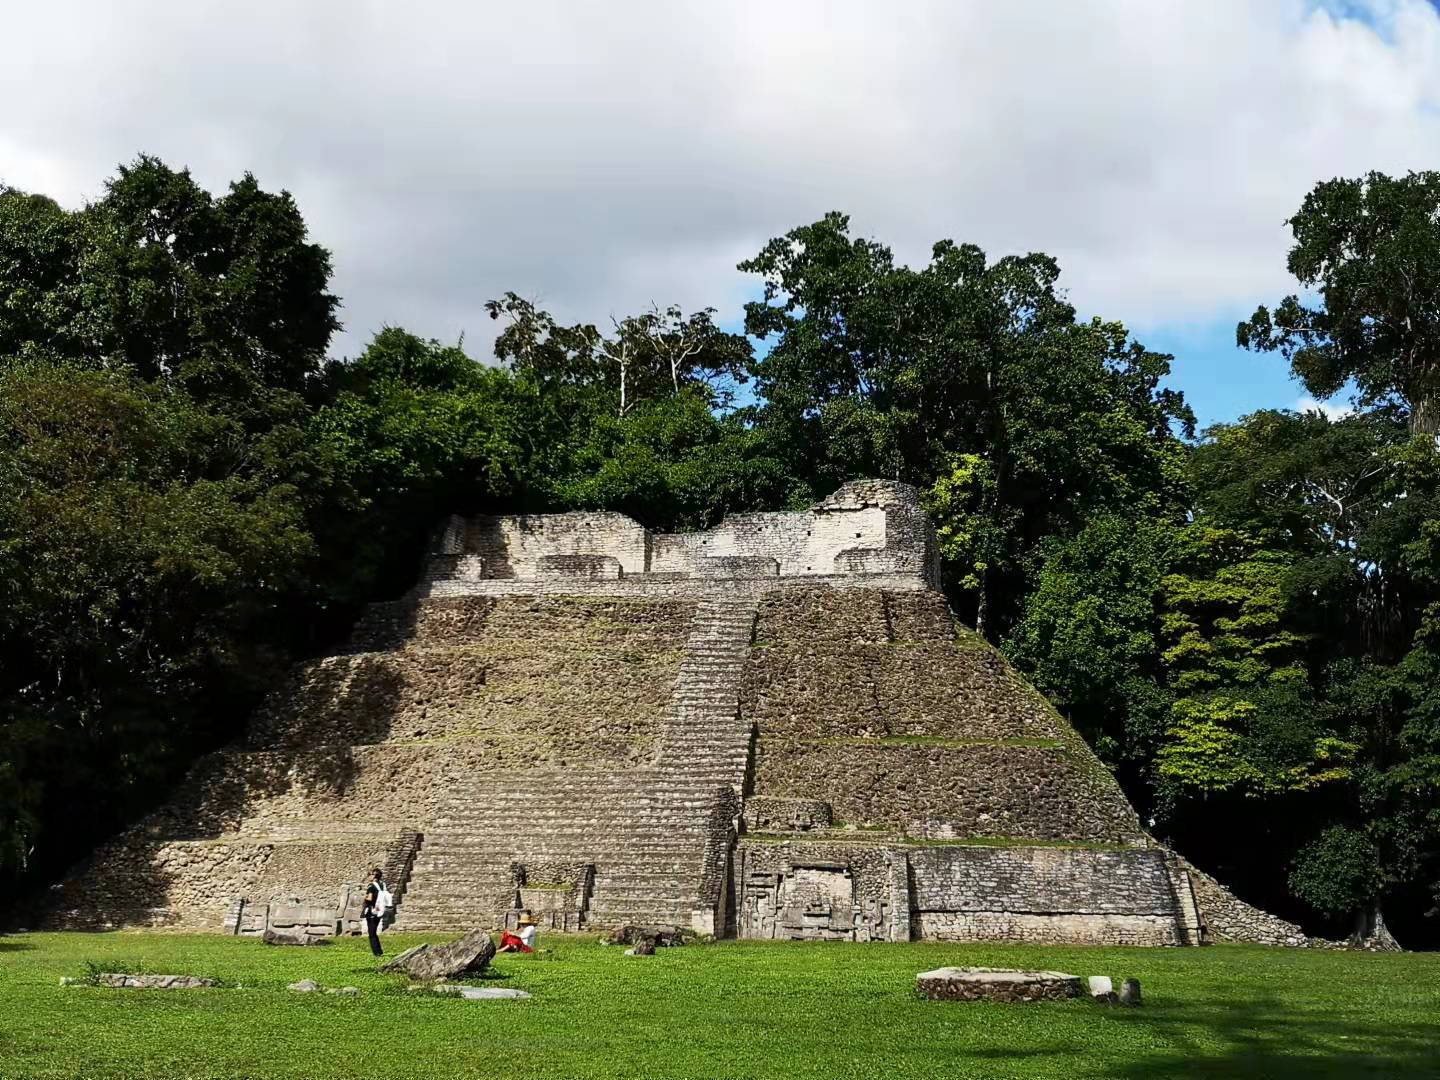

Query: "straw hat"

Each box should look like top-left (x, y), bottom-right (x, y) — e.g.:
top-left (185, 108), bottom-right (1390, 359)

top-left (517, 914), bottom-right (537, 926)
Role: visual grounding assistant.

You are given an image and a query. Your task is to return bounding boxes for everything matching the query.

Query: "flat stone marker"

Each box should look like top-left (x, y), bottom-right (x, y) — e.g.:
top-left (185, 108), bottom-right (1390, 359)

top-left (433, 984), bottom-right (531, 1000)
top-left (1087, 975), bottom-right (1118, 1003)
top-left (917, 967), bottom-right (1082, 1003)
top-left (287, 979), bottom-right (321, 992)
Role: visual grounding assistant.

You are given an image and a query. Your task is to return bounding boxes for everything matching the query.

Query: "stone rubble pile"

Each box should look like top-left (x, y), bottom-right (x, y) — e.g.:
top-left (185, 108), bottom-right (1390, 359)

top-left (86, 973), bottom-right (217, 989)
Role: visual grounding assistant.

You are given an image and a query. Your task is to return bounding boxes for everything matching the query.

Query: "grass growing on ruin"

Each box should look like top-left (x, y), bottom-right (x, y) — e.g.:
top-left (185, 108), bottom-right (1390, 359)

top-left (803, 735), bottom-right (1062, 748)
top-left (2, 932), bottom-right (1438, 1080)
top-left (742, 830), bottom-right (1132, 850)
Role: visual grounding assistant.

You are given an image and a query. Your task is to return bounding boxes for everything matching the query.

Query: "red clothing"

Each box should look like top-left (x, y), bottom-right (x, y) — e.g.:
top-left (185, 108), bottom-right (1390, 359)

top-left (498, 931), bottom-right (533, 953)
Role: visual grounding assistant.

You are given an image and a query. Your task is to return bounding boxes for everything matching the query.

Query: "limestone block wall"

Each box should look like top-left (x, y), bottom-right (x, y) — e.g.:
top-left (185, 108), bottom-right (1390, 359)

top-left (731, 838), bottom-right (1193, 947)
top-left (43, 832), bottom-right (412, 932)
top-left (461, 512), bottom-right (650, 578)
top-left (906, 846), bottom-right (1187, 946)
top-left (814, 479), bottom-right (940, 583)
top-left (649, 508), bottom-right (889, 577)
top-left (422, 480), bottom-right (938, 590)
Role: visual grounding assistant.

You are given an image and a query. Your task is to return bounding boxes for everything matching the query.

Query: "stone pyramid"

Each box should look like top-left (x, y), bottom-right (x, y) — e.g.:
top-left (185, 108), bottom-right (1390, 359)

top-left (45, 480), bottom-right (1309, 946)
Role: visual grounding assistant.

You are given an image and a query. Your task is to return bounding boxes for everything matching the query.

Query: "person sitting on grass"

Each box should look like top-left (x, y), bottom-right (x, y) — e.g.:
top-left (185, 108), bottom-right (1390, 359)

top-left (497, 914), bottom-right (538, 953)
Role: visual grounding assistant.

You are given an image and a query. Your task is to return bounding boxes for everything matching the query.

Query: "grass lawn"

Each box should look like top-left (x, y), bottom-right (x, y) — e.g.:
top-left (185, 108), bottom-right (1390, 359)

top-left (2, 931), bottom-right (1438, 1080)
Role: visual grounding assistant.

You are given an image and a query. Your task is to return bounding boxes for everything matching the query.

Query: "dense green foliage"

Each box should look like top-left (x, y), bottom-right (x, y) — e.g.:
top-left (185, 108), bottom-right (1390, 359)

top-left (4, 932), bottom-right (1440, 1079)
top-left (2, 160), bottom-right (1438, 946)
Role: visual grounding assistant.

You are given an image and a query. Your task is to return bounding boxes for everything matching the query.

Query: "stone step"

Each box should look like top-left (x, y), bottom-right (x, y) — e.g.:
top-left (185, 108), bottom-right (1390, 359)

top-left (415, 859), bottom-right (699, 874)
top-left (400, 888), bottom-right (520, 905)
top-left (431, 817), bottom-right (714, 830)
top-left (418, 851), bottom-right (703, 867)
top-left (430, 800), bottom-right (717, 816)
top-left (415, 838), bottom-right (704, 852)
top-left (432, 804), bottom-right (714, 817)
top-left (433, 787), bottom-right (723, 802)
top-left (392, 912), bottom-right (505, 929)
top-left (434, 805), bottom-right (716, 820)
top-left (436, 787), bottom-right (723, 802)
top-left (436, 776), bottom-right (722, 792)
top-left (584, 906), bottom-right (697, 925)
top-left (432, 793), bottom-right (722, 808)
top-left (415, 852), bottom-right (702, 867)
top-left (588, 886), bottom-right (698, 903)
top-left (438, 787), bottom-right (725, 802)
top-left (412, 852), bottom-right (703, 870)
top-left (656, 742), bottom-right (749, 750)
top-left (591, 869), bottom-right (705, 885)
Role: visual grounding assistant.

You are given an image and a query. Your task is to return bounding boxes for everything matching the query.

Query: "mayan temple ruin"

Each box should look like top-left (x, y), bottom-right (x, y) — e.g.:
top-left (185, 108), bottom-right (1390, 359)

top-left (44, 480), bottom-right (1312, 946)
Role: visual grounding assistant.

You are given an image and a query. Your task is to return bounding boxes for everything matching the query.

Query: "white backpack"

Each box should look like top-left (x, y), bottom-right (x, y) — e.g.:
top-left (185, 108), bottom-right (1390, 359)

top-left (372, 882), bottom-right (393, 917)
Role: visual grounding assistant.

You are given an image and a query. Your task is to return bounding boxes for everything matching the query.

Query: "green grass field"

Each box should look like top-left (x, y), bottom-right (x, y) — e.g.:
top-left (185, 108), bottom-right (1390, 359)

top-left (2, 931), bottom-right (1438, 1080)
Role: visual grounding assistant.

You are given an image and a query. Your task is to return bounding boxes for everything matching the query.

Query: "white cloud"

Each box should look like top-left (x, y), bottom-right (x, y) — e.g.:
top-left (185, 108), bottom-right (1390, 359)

top-left (1296, 395), bottom-right (1355, 420)
top-left (2, 0), bottom-right (1439, 358)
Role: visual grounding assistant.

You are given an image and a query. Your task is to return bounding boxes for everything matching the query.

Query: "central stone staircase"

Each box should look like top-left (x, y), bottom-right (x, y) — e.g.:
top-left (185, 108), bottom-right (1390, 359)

top-left (394, 597), bottom-right (758, 932)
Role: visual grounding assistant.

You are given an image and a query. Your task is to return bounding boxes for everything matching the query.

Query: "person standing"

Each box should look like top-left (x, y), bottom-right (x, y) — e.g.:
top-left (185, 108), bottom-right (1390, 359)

top-left (362, 868), bottom-right (389, 957)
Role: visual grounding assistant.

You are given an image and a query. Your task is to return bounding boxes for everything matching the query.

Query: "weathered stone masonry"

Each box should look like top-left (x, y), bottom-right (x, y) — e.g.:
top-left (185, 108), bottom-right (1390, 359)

top-left (43, 480), bottom-right (1302, 946)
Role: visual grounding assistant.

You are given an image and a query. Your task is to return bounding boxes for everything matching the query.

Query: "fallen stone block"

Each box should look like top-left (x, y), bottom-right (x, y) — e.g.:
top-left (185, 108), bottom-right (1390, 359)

top-left (94, 973), bottom-right (216, 989)
top-left (263, 928), bottom-right (332, 947)
top-left (916, 967), bottom-right (1082, 1003)
top-left (326, 986), bottom-right (360, 996)
top-left (1119, 978), bottom-right (1142, 1006)
top-left (380, 929), bottom-right (496, 981)
top-left (624, 942), bottom-right (656, 956)
top-left (287, 979), bottom-right (322, 992)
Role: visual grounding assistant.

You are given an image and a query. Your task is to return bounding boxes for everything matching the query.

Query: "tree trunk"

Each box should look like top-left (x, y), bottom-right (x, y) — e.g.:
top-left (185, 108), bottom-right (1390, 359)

top-left (975, 571), bottom-right (988, 638)
top-left (1410, 394), bottom-right (1438, 438)
top-left (1348, 900), bottom-right (1402, 952)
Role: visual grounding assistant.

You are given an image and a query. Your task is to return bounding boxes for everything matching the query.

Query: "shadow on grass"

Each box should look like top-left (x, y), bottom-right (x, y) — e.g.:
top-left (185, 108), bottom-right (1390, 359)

top-left (1090, 990), bottom-right (1440, 1079)
top-left (0, 938), bottom-right (35, 952)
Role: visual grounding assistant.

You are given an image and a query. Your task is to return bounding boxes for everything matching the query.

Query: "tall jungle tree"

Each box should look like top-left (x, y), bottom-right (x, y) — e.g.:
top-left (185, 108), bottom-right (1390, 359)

top-left (1239, 170), bottom-right (1440, 436)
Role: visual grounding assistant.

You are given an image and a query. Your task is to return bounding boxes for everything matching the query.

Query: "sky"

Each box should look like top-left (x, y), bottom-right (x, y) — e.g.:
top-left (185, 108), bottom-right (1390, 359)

top-left (3, 1), bottom-right (1440, 428)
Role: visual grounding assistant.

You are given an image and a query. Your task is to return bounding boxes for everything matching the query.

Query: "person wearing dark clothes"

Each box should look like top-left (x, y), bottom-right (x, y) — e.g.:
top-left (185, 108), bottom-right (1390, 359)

top-left (362, 867), bottom-right (387, 957)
